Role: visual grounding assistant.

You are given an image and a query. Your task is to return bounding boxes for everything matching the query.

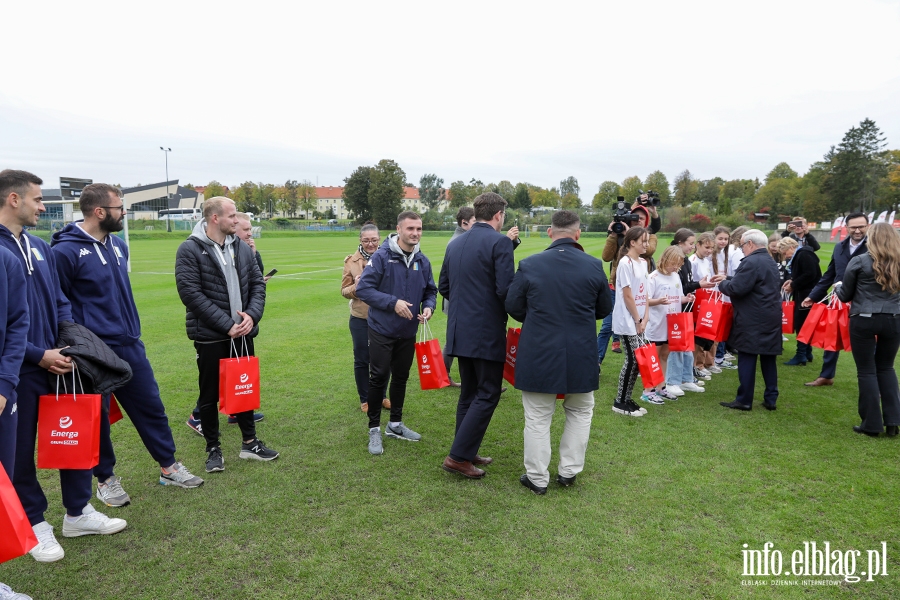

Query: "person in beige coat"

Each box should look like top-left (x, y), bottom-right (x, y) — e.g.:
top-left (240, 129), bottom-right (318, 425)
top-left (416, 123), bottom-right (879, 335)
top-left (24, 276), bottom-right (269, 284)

top-left (341, 222), bottom-right (390, 413)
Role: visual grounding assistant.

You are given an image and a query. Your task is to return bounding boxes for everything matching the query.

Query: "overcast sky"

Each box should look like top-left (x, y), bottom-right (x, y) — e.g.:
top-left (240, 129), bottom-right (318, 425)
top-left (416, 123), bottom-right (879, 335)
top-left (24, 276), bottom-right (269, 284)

top-left (2, 1), bottom-right (898, 200)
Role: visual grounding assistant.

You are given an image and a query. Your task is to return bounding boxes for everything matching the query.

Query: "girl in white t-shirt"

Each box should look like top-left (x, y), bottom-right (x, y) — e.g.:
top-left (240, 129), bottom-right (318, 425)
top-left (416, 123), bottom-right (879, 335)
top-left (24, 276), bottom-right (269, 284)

top-left (612, 227), bottom-right (651, 417)
top-left (691, 232), bottom-right (718, 373)
top-left (640, 247), bottom-right (694, 404)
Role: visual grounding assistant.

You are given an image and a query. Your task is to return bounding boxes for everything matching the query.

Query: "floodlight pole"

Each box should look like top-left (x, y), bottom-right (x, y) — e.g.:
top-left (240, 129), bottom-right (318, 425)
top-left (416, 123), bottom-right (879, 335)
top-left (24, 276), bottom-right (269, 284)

top-left (160, 147), bottom-right (172, 232)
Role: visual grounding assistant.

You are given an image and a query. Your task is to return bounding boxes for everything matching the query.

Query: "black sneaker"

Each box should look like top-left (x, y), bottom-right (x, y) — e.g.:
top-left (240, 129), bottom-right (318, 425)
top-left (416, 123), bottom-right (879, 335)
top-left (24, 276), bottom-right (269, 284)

top-left (239, 439), bottom-right (280, 461)
top-left (205, 447), bottom-right (224, 473)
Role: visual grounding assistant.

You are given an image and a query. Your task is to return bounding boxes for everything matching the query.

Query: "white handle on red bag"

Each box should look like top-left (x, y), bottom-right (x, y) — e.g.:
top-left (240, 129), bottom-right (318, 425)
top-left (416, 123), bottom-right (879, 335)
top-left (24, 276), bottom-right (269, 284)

top-left (229, 336), bottom-right (250, 362)
top-left (56, 362), bottom-right (85, 400)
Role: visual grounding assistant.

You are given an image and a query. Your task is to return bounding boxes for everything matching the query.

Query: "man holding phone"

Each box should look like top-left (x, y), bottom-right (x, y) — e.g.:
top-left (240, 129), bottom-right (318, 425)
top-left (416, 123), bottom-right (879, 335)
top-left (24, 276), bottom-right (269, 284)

top-left (781, 217), bottom-right (820, 251)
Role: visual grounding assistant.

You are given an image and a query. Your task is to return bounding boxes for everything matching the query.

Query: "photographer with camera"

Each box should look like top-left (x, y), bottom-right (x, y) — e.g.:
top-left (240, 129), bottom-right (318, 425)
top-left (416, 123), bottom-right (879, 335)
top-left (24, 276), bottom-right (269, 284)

top-left (597, 193), bottom-right (660, 367)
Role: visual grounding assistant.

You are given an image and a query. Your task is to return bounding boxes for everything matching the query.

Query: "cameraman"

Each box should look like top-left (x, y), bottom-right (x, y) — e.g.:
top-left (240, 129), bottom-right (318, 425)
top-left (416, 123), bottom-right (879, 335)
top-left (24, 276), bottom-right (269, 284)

top-left (780, 216), bottom-right (820, 251)
top-left (597, 202), bottom-right (659, 365)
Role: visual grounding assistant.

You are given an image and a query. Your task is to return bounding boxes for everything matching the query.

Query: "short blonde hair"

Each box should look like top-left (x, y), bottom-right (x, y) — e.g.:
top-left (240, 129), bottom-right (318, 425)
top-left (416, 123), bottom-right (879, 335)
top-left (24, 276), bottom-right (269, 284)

top-left (777, 237), bottom-right (799, 254)
top-left (657, 246), bottom-right (685, 274)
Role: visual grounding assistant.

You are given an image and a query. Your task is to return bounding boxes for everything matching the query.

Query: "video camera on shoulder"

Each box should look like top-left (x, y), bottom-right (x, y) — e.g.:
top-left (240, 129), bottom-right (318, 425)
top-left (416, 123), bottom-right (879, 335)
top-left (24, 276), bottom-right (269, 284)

top-left (636, 190), bottom-right (661, 207)
top-left (611, 196), bottom-right (641, 234)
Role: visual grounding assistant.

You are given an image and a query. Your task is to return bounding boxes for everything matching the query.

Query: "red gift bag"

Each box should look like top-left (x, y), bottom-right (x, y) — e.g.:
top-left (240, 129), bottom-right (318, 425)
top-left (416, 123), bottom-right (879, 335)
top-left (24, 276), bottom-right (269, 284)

top-left (695, 294), bottom-right (723, 339)
top-left (635, 339), bottom-right (665, 388)
top-left (692, 289), bottom-right (713, 324)
top-left (503, 327), bottom-right (521, 385)
top-left (837, 302), bottom-right (852, 352)
top-left (667, 312), bottom-right (695, 352)
top-left (219, 338), bottom-right (261, 414)
top-left (37, 369), bottom-right (101, 470)
top-left (782, 301), bottom-right (795, 334)
top-left (109, 394), bottom-right (124, 425)
top-left (797, 302), bottom-right (826, 345)
top-left (820, 306), bottom-right (841, 352)
top-left (415, 322), bottom-right (450, 390)
top-left (0, 467), bottom-right (38, 564)
top-left (715, 303), bottom-right (733, 342)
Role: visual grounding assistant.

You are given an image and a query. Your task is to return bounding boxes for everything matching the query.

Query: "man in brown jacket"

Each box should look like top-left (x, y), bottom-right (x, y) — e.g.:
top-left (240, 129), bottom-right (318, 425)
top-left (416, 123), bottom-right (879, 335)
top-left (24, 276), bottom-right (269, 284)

top-left (341, 222), bottom-right (390, 413)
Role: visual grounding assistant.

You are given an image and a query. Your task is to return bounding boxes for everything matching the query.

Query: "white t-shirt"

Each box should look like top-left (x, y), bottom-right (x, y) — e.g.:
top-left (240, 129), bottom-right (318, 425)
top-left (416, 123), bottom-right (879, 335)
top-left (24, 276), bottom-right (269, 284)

top-left (728, 245), bottom-right (743, 276)
top-left (715, 249), bottom-right (729, 275)
top-left (613, 256), bottom-right (649, 336)
top-left (646, 270), bottom-right (683, 342)
top-left (690, 254), bottom-right (713, 282)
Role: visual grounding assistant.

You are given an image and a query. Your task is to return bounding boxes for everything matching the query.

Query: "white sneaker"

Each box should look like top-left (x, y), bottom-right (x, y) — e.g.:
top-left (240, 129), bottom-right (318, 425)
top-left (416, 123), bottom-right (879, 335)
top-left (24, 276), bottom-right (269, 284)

top-left (29, 521), bottom-right (64, 562)
top-left (697, 368), bottom-right (712, 379)
top-left (693, 379), bottom-right (706, 386)
top-left (657, 387), bottom-right (679, 400)
top-left (708, 365), bottom-right (722, 374)
top-left (666, 385), bottom-right (685, 397)
top-left (61, 504), bottom-right (127, 538)
top-left (0, 582), bottom-right (32, 600)
top-left (682, 382), bottom-right (705, 393)
top-left (723, 352), bottom-right (735, 361)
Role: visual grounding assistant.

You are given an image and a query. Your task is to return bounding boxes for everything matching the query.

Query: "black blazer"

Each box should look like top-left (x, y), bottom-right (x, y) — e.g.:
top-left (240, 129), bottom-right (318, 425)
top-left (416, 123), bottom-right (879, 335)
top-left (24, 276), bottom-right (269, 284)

top-left (505, 238), bottom-right (611, 394)
top-left (836, 253), bottom-right (900, 316)
top-left (718, 248), bottom-right (783, 355)
top-left (439, 222), bottom-right (515, 362)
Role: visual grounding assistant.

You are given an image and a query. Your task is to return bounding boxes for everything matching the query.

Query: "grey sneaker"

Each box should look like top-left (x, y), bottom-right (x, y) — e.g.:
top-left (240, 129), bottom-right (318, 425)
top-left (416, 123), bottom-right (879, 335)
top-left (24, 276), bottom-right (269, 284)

top-left (0, 582), bottom-right (33, 600)
top-left (385, 422), bottom-right (421, 441)
top-left (206, 447), bottom-right (225, 473)
top-left (96, 475), bottom-right (130, 507)
top-left (368, 427), bottom-right (383, 455)
top-left (61, 504), bottom-right (127, 537)
top-left (159, 462), bottom-right (204, 488)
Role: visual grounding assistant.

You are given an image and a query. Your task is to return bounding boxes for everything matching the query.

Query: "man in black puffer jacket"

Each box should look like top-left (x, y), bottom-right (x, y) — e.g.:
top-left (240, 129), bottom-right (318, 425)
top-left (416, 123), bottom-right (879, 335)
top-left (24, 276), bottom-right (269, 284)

top-left (175, 197), bottom-right (278, 473)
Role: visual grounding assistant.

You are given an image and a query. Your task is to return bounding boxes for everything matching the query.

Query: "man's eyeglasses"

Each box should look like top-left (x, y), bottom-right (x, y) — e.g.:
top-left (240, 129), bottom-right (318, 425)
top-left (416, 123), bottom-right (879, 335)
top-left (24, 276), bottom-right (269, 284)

top-left (847, 225), bottom-right (867, 231)
top-left (102, 205), bottom-right (125, 211)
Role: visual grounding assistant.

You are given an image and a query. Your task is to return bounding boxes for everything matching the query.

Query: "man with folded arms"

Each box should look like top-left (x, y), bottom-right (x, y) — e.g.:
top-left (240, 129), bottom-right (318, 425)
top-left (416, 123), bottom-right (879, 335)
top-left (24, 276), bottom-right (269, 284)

top-left (0, 170), bottom-right (126, 564)
top-left (439, 192), bottom-right (515, 479)
top-left (506, 210), bottom-right (611, 494)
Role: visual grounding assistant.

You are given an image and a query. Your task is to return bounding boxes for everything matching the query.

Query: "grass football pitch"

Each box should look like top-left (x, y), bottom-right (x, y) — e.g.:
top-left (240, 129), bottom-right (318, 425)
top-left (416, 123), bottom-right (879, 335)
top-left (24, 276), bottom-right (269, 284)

top-left (4, 233), bottom-right (898, 599)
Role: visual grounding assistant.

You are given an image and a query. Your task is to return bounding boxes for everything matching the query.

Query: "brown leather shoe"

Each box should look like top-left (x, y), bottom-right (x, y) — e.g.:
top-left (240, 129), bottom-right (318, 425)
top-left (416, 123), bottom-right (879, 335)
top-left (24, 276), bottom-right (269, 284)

top-left (382, 398), bottom-right (391, 409)
top-left (804, 377), bottom-right (834, 387)
top-left (360, 402), bottom-right (368, 413)
top-left (442, 456), bottom-right (485, 479)
top-left (472, 455), bottom-right (493, 466)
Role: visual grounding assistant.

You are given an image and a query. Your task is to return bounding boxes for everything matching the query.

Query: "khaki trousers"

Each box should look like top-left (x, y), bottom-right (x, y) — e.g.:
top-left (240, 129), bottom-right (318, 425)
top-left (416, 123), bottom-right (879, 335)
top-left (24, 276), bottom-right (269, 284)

top-left (522, 391), bottom-right (595, 488)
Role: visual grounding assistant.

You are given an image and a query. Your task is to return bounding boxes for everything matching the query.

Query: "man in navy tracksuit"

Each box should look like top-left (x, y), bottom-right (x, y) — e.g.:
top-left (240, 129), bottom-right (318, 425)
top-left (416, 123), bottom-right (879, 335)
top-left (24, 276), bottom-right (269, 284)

top-left (356, 211), bottom-right (437, 455)
top-left (0, 170), bottom-right (126, 565)
top-left (51, 183), bottom-right (204, 507)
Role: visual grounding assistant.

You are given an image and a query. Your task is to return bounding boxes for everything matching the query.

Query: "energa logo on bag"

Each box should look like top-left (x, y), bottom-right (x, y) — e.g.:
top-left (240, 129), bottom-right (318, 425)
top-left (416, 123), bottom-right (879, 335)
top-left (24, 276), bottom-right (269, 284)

top-left (51, 416), bottom-right (78, 443)
top-left (673, 324), bottom-right (679, 331)
top-left (420, 353), bottom-right (432, 375)
top-left (234, 373), bottom-right (254, 396)
top-left (706, 311), bottom-right (712, 318)
top-left (240, 373), bottom-right (249, 384)
top-left (510, 345), bottom-right (517, 354)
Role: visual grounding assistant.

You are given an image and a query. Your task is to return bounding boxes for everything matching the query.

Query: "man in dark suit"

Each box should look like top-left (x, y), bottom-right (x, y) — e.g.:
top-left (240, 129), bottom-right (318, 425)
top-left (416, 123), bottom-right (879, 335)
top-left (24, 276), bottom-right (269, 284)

top-left (439, 193), bottom-right (515, 479)
top-left (718, 229), bottom-right (783, 411)
top-left (801, 212), bottom-right (869, 386)
top-left (505, 211), bottom-right (611, 494)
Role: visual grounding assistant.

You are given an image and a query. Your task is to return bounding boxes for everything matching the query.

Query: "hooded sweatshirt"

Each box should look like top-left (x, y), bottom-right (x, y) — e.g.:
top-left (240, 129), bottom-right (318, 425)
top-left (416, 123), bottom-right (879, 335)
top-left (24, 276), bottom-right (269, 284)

top-left (51, 222), bottom-right (141, 346)
top-left (0, 224), bottom-right (72, 372)
top-left (356, 233), bottom-right (437, 339)
top-left (0, 247), bottom-right (29, 401)
top-left (190, 219), bottom-right (242, 323)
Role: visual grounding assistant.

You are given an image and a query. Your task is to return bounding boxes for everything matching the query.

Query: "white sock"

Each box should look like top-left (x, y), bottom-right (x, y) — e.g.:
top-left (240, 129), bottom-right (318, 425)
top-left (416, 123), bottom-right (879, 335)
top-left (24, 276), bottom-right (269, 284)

top-left (64, 514), bottom-right (82, 524)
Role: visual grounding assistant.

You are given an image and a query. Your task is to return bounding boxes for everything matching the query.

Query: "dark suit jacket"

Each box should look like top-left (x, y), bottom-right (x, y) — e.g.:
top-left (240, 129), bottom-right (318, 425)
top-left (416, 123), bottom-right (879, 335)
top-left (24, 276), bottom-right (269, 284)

top-left (809, 236), bottom-right (868, 302)
top-left (718, 248), bottom-right (783, 355)
top-left (505, 237), bottom-right (611, 393)
top-left (439, 222), bottom-right (515, 362)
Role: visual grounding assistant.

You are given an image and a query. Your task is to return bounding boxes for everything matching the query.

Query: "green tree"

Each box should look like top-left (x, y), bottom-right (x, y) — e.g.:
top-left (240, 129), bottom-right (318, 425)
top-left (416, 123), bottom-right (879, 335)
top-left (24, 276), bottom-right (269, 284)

top-left (766, 162), bottom-right (798, 183)
top-left (368, 159), bottom-right (407, 229)
top-left (697, 177), bottom-right (724, 207)
top-left (822, 118), bottom-right (888, 213)
top-left (279, 180), bottom-right (300, 217)
top-left (559, 176), bottom-right (580, 201)
top-left (253, 183), bottom-right (276, 217)
top-left (642, 171), bottom-right (671, 202)
top-left (417, 173), bottom-right (446, 211)
top-left (592, 181), bottom-right (621, 208)
top-left (343, 166), bottom-right (373, 224)
top-left (233, 181), bottom-right (259, 214)
top-left (620, 176), bottom-right (643, 203)
top-left (560, 193), bottom-right (581, 209)
top-left (511, 182), bottom-right (531, 210)
top-left (298, 180), bottom-right (317, 221)
top-left (673, 170), bottom-right (699, 207)
top-left (496, 180), bottom-right (515, 201)
top-left (532, 187), bottom-right (561, 207)
top-left (448, 180), bottom-right (469, 208)
top-left (203, 180), bottom-right (227, 199)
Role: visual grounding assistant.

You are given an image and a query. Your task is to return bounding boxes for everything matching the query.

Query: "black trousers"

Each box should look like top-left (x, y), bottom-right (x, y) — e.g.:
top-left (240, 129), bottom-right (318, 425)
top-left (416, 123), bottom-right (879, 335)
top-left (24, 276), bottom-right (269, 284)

top-left (195, 338), bottom-right (257, 451)
top-left (849, 313), bottom-right (900, 432)
top-left (349, 316), bottom-right (371, 404)
top-left (734, 353), bottom-right (778, 408)
top-left (449, 357), bottom-right (504, 462)
top-left (367, 330), bottom-right (415, 429)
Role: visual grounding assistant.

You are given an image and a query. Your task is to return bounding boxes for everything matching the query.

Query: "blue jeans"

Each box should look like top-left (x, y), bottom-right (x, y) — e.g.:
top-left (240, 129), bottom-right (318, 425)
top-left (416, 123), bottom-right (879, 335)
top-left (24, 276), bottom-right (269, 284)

top-left (597, 287), bottom-right (619, 364)
top-left (666, 351), bottom-right (694, 386)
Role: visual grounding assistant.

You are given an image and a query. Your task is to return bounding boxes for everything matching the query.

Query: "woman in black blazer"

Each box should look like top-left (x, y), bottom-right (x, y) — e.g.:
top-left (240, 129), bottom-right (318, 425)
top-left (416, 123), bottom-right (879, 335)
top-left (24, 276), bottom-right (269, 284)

top-left (835, 222), bottom-right (900, 437)
top-left (779, 237), bottom-right (822, 365)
